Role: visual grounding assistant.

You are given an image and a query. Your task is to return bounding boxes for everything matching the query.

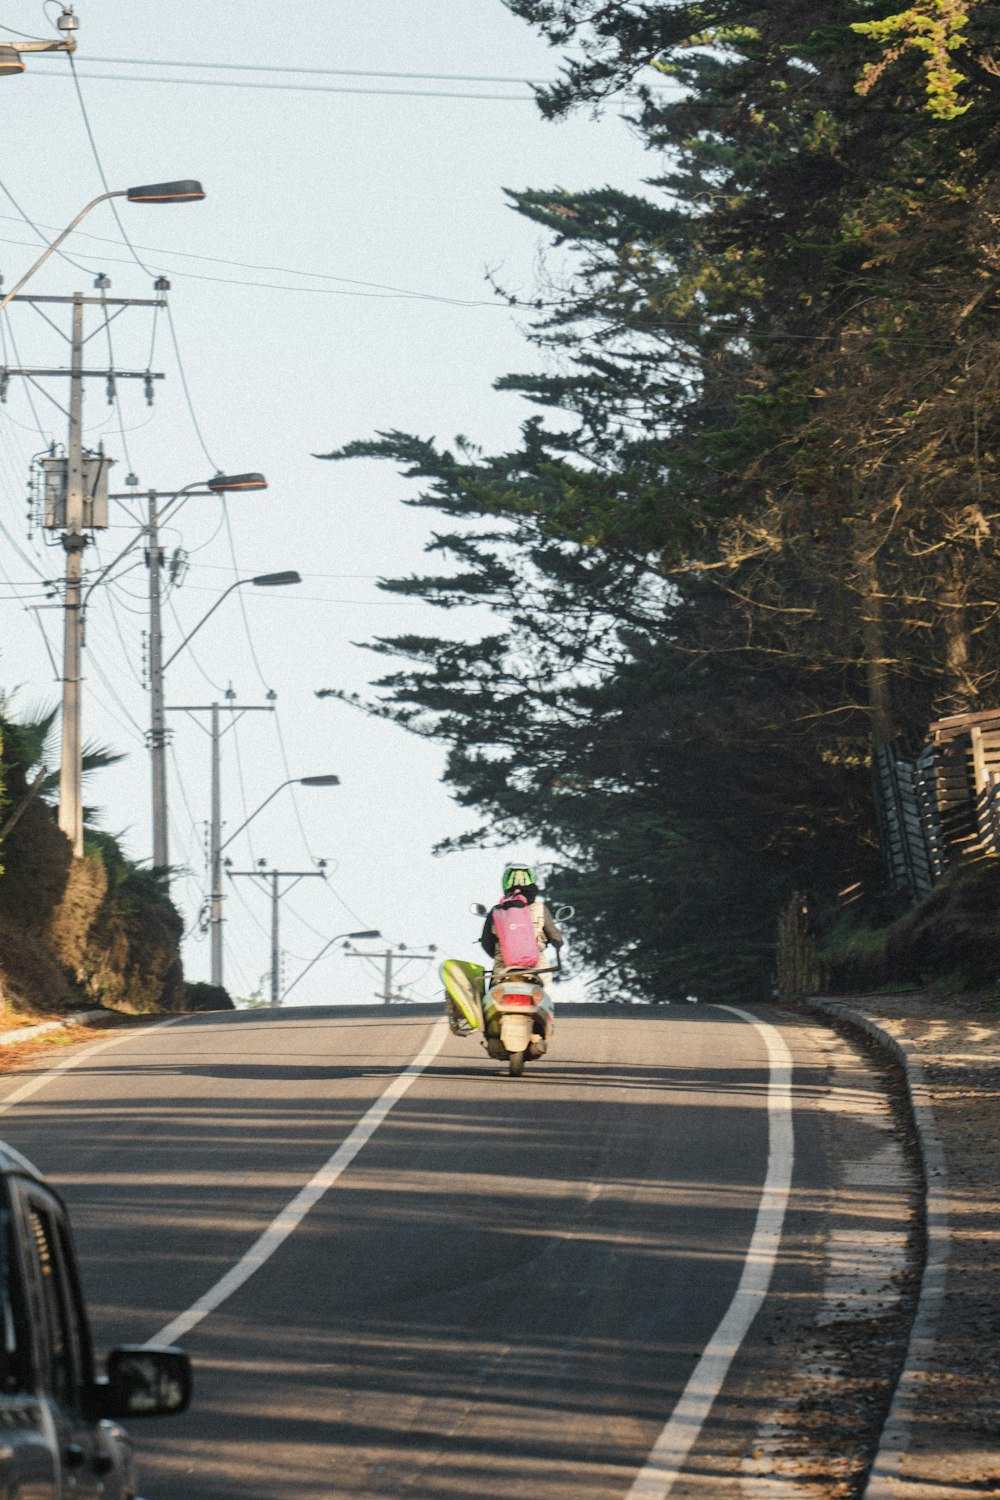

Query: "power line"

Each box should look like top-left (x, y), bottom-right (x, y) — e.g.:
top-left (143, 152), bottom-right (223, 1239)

top-left (221, 934), bottom-right (252, 996)
top-left (0, 21), bottom-right (48, 40)
top-left (280, 898), bottom-right (337, 944)
top-left (0, 173), bottom-right (96, 277)
top-left (0, 226), bottom-right (504, 307)
top-left (0, 507), bottom-right (49, 581)
top-left (190, 563), bottom-right (386, 580)
top-left (272, 708), bottom-right (317, 861)
top-left (121, 264), bottom-right (498, 305)
top-left (86, 651), bottom-right (146, 742)
top-left (0, 315), bottom-right (52, 446)
top-left (100, 589), bottom-right (145, 689)
top-left (25, 601), bottom-right (60, 682)
top-left (43, 55), bottom-right (552, 84)
top-left (167, 739), bottom-right (207, 873)
top-left (163, 301), bottom-right (218, 471)
top-left (219, 497), bottom-right (271, 688)
top-left (96, 290), bottom-right (138, 477)
top-left (66, 52), bottom-right (161, 279)
top-left (40, 70), bottom-right (540, 102)
top-left (322, 872), bottom-right (379, 934)
top-left (165, 594), bottom-right (224, 693)
top-left (228, 708), bottom-right (257, 867)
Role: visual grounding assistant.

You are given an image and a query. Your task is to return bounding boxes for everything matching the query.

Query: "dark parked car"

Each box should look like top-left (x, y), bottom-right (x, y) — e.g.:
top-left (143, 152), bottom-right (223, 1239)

top-left (0, 1139), bottom-right (191, 1498)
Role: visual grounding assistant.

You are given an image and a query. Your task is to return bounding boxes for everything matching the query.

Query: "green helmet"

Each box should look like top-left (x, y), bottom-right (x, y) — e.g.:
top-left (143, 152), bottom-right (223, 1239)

top-left (502, 862), bottom-right (536, 893)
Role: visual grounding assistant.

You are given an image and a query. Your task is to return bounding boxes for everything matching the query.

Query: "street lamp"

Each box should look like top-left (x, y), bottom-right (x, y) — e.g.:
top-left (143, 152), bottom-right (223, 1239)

top-left (207, 473), bottom-right (267, 492)
top-left (219, 775), bottom-right (340, 854)
top-left (0, 181), bottom-right (205, 315)
top-left (161, 569), bottom-right (300, 672)
top-left (0, 7), bottom-right (77, 78)
top-left (83, 473), bottom-right (268, 617)
top-left (0, 48), bottom-right (26, 77)
top-left (213, 775), bottom-right (340, 991)
top-left (281, 930), bottom-right (383, 1005)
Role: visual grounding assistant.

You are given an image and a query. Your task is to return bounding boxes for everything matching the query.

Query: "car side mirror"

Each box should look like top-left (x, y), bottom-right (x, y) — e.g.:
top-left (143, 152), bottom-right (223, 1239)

top-left (98, 1346), bottom-right (192, 1419)
top-left (470, 902), bottom-right (488, 917)
top-left (555, 905), bottom-right (575, 921)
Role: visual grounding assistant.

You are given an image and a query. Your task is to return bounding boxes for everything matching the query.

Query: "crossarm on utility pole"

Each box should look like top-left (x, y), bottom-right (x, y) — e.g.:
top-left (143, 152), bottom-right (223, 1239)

top-left (165, 702), bottom-right (275, 987)
top-left (227, 868), bottom-right (327, 1006)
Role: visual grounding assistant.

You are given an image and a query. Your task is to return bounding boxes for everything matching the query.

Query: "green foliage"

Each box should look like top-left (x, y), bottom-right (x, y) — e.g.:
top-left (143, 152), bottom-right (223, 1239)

top-left (852, 1), bottom-right (979, 119)
top-left (183, 981), bottom-right (235, 1012)
top-left (824, 858), bottom-right (1000, 992)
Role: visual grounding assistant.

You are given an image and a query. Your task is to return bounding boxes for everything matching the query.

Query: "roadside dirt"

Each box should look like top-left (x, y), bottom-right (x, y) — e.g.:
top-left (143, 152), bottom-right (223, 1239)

top-left (829, 991), bottom-right (1000, 1497)
top-left (0, 1010), bottom-right (156, 1072)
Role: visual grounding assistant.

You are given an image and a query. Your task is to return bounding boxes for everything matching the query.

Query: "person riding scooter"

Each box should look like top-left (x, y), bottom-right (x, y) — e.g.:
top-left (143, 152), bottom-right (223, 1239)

top-left (480, 863), bottom-right (563, 984)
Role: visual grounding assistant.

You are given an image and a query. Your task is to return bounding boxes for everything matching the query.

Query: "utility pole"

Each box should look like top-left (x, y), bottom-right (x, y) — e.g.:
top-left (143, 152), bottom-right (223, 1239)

top-left (227, 866), bottom-right (327, 1005)
top-left (3, 288), bottom-right (165, 855)
top-left (147, 491), bottom-right (168, 869)
top-left (166, 700), bottom-right (274, 986)
top-left (58, 291), bottom-right (85, 855)
top-left (136, 543), bottom-right (289, 875)
top-left (346, 946), bottom-right (437, 1002)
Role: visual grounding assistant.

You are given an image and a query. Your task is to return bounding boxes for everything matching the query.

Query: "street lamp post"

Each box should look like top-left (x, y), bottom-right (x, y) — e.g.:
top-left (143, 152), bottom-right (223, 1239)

top-left (136, 473), bottom-right (269, 869)
top-left (280, 930), bottom-right (382, 1005)
top-left (0, 179), bottom-right (205, 856)
top-left (161, 569), bottom-right (299, 673)
top-left (81, 475), bottom-right (275, 871)
top-left (0, 181), bottom-right (205, 316)
top-left (216, 775), bottom-right (340, 990)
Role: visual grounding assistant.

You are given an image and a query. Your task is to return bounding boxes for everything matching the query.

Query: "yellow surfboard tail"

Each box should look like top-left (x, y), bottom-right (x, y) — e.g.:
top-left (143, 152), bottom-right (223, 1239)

top-left (441, 959), bottom-right (485, 1032)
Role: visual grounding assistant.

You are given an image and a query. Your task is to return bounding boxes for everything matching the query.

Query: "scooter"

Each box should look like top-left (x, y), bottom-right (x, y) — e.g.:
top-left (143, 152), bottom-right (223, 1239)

top-left (441, 901), bottom-right (573, 1077)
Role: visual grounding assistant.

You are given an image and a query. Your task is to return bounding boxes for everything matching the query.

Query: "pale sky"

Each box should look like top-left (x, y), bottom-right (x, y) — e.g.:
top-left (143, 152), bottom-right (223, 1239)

top-left (0, 1), bottom-right (654, 1004)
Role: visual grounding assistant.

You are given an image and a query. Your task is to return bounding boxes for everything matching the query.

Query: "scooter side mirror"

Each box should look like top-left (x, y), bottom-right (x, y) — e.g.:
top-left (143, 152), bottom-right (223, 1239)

top-left (470, 902), bottom-right (488, 917)
top-left (555, 905), bottom-right (575, 921)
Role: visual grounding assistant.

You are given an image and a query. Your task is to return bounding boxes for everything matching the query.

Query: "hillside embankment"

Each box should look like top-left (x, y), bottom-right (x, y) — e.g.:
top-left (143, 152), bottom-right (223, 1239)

top-left (0, 794), bottom-right (193, 1018)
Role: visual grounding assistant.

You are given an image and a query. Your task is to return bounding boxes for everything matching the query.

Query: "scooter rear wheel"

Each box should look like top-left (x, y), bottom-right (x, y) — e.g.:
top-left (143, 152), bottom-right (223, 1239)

top-left (508, 1049), bottom-right (526, 1077)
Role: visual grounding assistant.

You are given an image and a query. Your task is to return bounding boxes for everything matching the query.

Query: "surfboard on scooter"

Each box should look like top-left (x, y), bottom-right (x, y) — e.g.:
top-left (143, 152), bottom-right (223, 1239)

top-left (440, 899), bottom-right (574, 1077)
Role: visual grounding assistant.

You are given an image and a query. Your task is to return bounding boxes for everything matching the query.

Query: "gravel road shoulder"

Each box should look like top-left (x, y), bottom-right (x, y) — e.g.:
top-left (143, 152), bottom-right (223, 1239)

top-left (814, 991), bottom-right (1000, 1498)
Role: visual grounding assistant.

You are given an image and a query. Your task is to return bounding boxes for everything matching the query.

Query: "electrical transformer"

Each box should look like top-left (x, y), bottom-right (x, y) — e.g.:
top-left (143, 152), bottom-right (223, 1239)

top-left (41, 452), bottom-right (113, 530)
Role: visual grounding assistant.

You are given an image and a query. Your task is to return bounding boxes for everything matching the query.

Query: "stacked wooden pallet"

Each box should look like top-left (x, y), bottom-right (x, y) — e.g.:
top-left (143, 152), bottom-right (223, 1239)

top-left (874, 709), bottom-right (1000, 899)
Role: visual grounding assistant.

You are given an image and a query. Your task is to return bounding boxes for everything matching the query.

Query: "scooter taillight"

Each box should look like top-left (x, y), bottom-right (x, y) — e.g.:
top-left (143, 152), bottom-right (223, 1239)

top-left (499, 988), bottom-right (537, 1006)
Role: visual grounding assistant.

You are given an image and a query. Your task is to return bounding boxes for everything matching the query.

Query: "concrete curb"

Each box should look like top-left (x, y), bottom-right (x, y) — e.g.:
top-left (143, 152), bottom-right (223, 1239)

top-left (807, 998), bottom-right (950, 1500)
top-left (0, 1010), bottom-right (112, 1046)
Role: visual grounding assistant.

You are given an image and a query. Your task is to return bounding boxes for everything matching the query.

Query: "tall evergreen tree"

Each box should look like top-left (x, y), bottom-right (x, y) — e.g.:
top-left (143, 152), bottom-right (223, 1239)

top-left (318, 0), bottom-right (1000, 998)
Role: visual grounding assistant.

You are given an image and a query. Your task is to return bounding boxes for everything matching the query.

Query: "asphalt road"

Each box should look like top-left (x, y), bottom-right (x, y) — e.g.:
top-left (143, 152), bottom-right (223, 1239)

top-left (0, 1003), bottom-right (868, 1499)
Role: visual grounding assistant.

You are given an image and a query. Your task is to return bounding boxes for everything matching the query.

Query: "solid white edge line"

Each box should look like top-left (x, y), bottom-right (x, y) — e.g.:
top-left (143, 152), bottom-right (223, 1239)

top-left (624, 1005), bottom-right (795, 1500)
top-left (0, 1016), bottom-right (184, 1118)
top-left (146, 1017), bottom-right (451, 1348)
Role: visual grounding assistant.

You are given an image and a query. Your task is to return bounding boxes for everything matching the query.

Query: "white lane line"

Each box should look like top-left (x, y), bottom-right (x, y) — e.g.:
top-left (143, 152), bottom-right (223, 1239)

top-left (0, 1017), bottom-right (183, 1117)
top-left (625, 1006), bottom-right (795, 1500)
top-left (147, 1017), bottom-right (451, 1348)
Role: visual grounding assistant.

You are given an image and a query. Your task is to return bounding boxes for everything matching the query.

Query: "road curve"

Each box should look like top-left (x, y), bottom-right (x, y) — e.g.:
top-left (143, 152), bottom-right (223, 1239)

top-left (0, 1002), bottom-right (858, 1499)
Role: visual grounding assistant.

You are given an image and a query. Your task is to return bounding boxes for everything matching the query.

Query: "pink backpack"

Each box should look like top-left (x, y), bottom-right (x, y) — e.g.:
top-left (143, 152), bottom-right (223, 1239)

top-left (492, 894), bottom-right (540, 969)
